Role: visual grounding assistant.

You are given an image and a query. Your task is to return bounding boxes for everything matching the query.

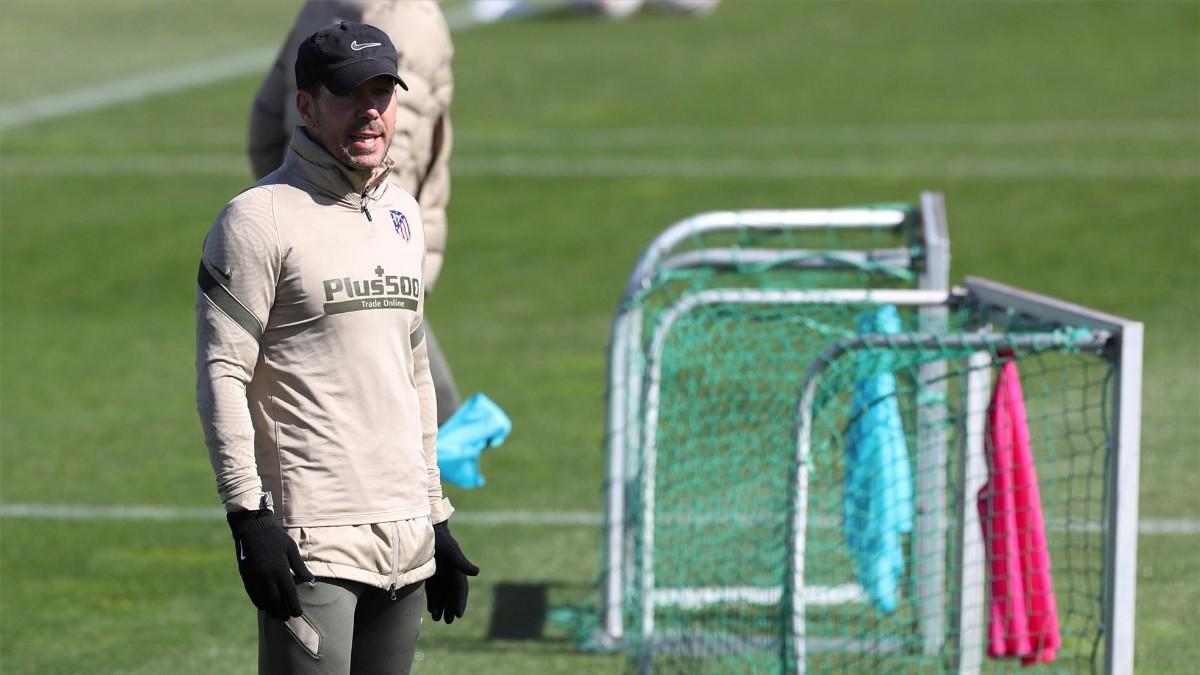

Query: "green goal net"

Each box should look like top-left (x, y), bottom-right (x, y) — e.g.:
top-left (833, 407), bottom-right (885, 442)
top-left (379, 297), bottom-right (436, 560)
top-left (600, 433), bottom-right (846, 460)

top-left (593, 198), bottom-right (1142, 674)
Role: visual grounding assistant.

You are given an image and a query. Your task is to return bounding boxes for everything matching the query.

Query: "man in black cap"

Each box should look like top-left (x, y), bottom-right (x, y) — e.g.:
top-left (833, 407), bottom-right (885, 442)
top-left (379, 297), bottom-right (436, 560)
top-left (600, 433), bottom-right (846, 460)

top-left (249, 1), bottom-right (464, 430)
top-left (294, 22), bottom-right (410, 172)
top-left (197, 21), bottom-right (478, 675)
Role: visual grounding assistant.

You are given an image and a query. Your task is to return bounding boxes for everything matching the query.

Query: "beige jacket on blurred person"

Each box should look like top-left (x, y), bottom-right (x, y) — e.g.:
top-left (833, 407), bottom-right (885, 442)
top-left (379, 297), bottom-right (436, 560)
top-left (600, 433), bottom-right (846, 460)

top-left (249, 0), bottom-right (454, 291)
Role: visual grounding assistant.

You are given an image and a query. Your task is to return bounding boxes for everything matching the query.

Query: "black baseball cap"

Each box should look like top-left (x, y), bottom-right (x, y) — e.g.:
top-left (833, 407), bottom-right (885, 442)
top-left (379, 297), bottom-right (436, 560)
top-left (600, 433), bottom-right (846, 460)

top-left (295, 21), bottom-right (409, 96)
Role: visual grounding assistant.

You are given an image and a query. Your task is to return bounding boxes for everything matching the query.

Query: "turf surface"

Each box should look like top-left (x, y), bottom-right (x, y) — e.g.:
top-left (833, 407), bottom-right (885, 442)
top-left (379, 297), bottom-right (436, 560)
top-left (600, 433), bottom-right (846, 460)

top-left (1, 0), bottom-right (1197, 672)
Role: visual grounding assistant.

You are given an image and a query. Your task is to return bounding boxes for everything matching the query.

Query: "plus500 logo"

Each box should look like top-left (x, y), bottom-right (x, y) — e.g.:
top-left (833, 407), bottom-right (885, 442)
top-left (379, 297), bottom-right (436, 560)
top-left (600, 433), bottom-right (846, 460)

top-left (322, 272), bottom-right (420, 302)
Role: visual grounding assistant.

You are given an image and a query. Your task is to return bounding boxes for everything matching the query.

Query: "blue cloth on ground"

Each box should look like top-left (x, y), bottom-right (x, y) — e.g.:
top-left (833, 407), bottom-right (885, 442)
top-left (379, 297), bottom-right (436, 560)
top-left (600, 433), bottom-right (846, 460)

top-left (437, 393), bottom-right (512, 489)
top-left (843, 304), bottom-right (913, 613)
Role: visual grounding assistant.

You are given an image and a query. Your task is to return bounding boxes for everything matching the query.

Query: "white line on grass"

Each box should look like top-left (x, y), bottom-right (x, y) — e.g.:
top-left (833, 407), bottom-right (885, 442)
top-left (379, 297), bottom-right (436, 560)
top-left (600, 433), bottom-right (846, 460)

top-left (0, 49), bottom-right (275, 131)
top-left (2, 154), bottom-right (1196, 180)
top-left (0, 503), bottom-right (224, 521)
top-left (0, 3), bottom-right (489, 131)
top-left (450, 155), bottom-right (1200, 180)
top-left (455, 120), bottom-right (1200, 149)
top-left (1, 503), bottom-right (1196, 535)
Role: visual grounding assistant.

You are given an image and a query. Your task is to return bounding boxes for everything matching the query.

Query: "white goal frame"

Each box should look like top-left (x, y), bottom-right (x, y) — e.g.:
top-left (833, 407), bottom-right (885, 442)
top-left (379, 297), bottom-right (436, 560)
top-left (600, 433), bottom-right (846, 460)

top-left (610, 280), bottom-right (1140, 674)
top-left (600, 193), bottom-right (952, 644)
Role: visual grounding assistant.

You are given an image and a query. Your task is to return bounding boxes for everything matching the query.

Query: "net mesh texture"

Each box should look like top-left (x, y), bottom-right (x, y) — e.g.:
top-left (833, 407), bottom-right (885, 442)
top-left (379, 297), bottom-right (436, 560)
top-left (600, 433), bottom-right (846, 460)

top-left (597, 212), bottom-right (1115, 674)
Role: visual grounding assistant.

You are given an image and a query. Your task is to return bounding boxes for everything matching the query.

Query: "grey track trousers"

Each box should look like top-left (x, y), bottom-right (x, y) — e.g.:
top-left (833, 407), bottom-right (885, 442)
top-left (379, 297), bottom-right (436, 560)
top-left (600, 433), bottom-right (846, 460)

top-left (424, 322), bottom-right (461, 427)
top-left (258, 579), bottom-right (424, 675)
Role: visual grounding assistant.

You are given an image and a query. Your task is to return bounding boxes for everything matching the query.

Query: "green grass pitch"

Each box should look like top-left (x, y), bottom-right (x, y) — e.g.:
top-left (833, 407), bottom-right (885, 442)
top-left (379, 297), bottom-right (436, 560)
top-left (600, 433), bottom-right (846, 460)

top-left (1, 0), bottom-right (1197, 672)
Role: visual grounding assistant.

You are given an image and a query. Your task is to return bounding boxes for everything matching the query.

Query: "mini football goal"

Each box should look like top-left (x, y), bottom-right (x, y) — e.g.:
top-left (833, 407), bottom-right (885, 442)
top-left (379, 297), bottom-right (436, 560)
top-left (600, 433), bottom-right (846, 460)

top-left (596, 194), bottom-right (1141, 674)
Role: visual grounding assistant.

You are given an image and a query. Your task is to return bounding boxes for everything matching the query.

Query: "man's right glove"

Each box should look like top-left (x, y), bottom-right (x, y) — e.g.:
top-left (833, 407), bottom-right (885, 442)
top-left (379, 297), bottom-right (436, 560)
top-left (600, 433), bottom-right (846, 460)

top-left (426, 520), bottom-right (480, 624)
top-left (226, 509), bottom-right (314, 620)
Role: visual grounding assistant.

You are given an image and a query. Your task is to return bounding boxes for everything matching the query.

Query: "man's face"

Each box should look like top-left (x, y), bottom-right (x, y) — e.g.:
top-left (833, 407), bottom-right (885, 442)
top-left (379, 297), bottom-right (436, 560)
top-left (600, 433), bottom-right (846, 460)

top-left (297, 75), bottom-right (397, 171)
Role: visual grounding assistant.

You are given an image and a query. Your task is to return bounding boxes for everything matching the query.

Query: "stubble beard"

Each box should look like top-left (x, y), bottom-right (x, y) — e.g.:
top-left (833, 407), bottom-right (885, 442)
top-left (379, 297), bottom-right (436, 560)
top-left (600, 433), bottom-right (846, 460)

top-left (338, 135), bottom-right (388, 171)
top-left (311, 119), bottom-right (390, 172)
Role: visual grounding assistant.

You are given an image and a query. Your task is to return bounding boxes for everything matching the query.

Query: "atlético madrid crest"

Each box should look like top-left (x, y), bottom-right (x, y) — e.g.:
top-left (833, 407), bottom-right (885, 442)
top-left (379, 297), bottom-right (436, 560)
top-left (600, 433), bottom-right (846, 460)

top-left (390, 210), bottom-right (411, 241)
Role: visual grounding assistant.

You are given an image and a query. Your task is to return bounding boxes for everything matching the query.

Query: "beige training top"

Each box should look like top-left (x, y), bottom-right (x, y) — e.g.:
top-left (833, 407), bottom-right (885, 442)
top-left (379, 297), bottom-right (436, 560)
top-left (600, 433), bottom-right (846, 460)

top-left (197, 129), bottom-right (451, 590)
top-left (248, 0), bottom-right (454, 292)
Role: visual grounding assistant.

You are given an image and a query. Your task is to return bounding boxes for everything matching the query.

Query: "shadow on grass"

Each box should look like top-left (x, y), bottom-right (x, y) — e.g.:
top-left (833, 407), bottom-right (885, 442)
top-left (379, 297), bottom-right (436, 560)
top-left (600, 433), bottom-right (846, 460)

top-left (488, 582), bottom-right (550, 640)
top-left (480, 580), bottom-right (606, 652)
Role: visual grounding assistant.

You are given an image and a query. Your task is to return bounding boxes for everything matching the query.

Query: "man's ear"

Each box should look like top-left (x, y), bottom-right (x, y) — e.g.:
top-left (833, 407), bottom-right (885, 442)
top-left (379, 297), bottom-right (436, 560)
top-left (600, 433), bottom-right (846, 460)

top-left (296, 90), bottom-right (318, 128)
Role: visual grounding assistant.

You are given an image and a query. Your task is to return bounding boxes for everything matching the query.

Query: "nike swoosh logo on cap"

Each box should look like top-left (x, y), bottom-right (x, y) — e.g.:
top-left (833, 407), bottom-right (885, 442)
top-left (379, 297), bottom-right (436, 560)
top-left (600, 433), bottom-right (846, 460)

top-left (350, 41), bottom-right (381, 51)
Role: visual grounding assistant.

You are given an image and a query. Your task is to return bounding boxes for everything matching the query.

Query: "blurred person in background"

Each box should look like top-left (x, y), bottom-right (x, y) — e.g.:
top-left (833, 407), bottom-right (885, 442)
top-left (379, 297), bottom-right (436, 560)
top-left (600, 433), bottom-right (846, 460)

top-left (199, 21), bottom-right (477, 674)
top-left (249, 0), bottom-right (462, 426)
top-left (473, 0), bottom-right (719, 23)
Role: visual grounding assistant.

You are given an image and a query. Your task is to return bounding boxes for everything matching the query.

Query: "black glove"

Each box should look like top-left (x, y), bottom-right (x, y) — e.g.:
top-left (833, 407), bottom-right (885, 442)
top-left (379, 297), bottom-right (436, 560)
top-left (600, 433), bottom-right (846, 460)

top-left (426, 521), bottom-right (480, 624)
top-left (227, 509), bottom-right (314, 620)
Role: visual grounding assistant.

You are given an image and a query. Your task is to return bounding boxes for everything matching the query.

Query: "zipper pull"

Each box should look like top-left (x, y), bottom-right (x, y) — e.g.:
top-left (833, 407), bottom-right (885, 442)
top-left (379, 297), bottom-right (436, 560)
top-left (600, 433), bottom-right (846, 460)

top-left (360, 187), bottom-right (374, 222)
top-left (389, 584), bottom-right (398, 601)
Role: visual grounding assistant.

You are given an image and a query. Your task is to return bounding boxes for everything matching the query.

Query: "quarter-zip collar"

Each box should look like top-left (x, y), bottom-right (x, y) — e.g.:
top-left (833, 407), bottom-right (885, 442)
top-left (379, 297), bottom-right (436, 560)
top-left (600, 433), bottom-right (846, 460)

top-left (285, 126), bottom-right (394, 216)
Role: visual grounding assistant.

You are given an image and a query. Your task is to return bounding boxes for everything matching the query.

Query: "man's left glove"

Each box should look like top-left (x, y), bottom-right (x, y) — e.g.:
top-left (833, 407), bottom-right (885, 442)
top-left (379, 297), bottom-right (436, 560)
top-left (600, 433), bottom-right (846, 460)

top-left (227, 509), bottom-right (314, 620)
top-left (426, 521), bottom-right (480, 624)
